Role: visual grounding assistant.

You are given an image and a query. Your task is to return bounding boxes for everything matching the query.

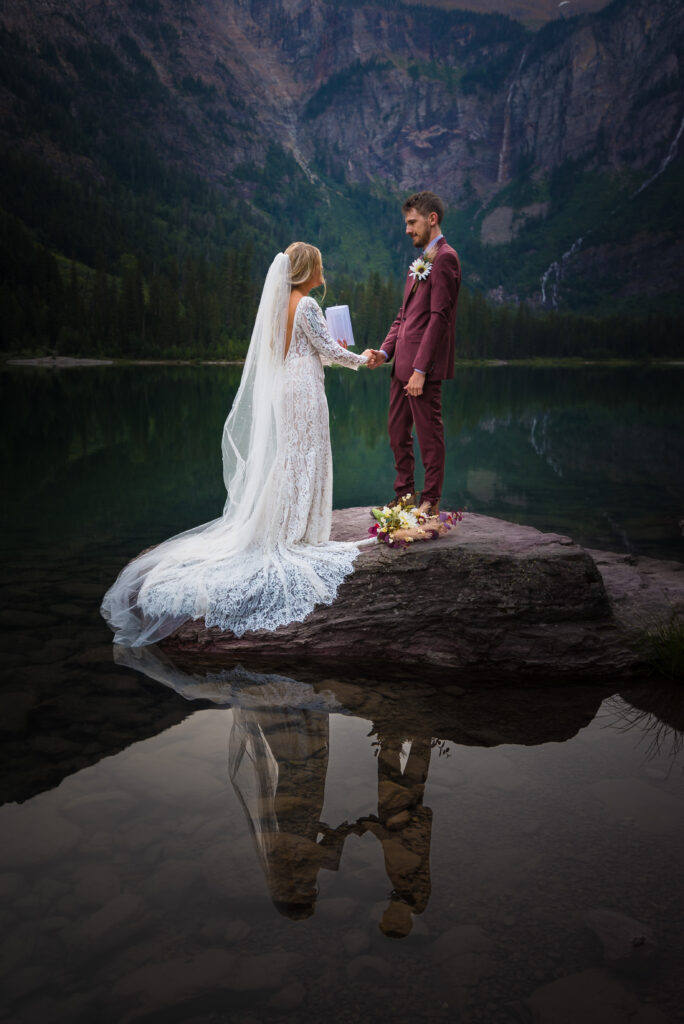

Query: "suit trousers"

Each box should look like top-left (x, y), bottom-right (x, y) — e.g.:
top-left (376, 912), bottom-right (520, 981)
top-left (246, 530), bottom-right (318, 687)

top-left (388, 374), bottom-right (445, 503)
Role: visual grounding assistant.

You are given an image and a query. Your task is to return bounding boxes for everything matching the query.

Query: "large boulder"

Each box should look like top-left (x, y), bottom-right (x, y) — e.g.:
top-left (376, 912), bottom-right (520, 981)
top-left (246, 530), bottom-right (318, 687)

top-left (163, 510), bottom-right (683, 681)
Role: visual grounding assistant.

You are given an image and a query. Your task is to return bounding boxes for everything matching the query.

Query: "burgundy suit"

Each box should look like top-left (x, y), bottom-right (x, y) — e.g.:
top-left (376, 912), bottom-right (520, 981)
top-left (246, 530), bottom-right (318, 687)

top-left (380, 237), bottom-right (461, 503)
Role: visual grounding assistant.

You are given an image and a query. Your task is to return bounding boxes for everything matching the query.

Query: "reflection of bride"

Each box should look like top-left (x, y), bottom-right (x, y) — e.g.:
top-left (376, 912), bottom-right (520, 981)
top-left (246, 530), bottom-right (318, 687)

top-left (230, 702), bottom-right (351, 919)
top-left (118, 646), bottom-right (436, 930)
top-left (118, 646), bottom-right (354, 918)
top-left (101, 244), bottom-right (370, 648)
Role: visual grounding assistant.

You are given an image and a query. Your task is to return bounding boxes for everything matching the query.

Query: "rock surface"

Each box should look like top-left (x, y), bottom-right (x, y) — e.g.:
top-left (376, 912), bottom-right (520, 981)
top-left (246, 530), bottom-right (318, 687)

top-left (163, 510), bottom-right (684, 681)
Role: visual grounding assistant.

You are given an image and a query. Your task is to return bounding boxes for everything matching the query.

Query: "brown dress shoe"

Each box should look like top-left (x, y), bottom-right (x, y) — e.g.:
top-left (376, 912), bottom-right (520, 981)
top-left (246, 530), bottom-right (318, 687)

top-left (370, 492), bottom-right (419, 517)
top-left (417, 499), bottom-right (440, 517)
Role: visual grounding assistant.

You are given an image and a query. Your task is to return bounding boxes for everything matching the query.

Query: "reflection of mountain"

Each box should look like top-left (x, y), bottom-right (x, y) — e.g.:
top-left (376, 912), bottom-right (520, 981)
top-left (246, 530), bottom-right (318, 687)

top-left (4, 365), bottom-right (683, 560)
top-left (0, 366), bottom-right (241, 547)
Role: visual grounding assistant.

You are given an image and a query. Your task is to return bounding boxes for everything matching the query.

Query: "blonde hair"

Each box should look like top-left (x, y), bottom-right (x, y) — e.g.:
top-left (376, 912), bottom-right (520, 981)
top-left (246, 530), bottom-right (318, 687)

top-left (285, 242), bottom-right (326, 298)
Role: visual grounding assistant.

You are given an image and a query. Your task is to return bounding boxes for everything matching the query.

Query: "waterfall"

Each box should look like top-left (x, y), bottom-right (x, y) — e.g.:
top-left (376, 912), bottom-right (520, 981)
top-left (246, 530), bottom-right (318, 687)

top-left (540, 236), bottom-right (583, 309)
top-left (632, 112), bottom-right (684, 198)
top-left (497, 81), bottom-right (515, 185)
top-left (497, 52), bottom-right (526, 186)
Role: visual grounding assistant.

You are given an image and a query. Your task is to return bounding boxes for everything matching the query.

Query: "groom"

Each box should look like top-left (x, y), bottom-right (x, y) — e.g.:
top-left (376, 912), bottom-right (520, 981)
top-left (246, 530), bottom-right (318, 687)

top-left (368, 191), bottom-right (461, 515)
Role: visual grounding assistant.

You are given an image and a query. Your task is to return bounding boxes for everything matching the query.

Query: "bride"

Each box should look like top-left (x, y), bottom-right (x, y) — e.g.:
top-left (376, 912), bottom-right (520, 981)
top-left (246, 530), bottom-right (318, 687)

top-left (101, 243), bottom-right (371, 648)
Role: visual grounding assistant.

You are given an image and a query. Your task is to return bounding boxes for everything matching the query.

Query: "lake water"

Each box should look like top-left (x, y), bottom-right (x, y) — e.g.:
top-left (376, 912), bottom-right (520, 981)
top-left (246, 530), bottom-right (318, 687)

top-left (1, 363), bottom-right (683, 1023)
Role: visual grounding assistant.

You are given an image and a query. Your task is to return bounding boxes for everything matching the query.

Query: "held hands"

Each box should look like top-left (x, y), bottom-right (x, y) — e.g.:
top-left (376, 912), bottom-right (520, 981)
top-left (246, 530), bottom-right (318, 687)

top-left (404, 370), bottom-right (425, 397)
top-left (362, 349), bottom-right (384, 369)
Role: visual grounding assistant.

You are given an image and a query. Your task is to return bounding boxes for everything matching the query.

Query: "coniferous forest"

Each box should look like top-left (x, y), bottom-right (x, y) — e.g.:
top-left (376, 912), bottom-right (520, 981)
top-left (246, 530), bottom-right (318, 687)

top-left (1, 0), bottom-right (684, 364)
top-left (3, 204), bottom-right (681, 362)
top-left (1, 7), bottom-right (683, 363)
top-left (3, 158), bottom-right (682, 363)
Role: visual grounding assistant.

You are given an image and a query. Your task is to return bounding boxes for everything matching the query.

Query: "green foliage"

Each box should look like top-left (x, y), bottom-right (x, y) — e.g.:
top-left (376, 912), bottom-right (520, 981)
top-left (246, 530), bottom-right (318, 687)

top-left (636, 617), bottom-right (684, 681)
top-left (454, 285), bottom-right (684, 361)
top-left (0, 199), bottom-right (403, 359)
top-left (461, 47), bottom-right (519, 95)
top-left (179, 73), bottom-right (218, 97)
top-left (453, 152), bottom-right (684, 316)
top-left (304, 59), bottom-right (392, 120)
top-left (1, 2), bottom-right (680, 363)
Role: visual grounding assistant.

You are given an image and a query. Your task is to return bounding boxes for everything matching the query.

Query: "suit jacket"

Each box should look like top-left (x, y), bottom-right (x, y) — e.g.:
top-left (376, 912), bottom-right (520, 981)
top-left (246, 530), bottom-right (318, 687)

top-left (381, 237), bottom-right (461, 382)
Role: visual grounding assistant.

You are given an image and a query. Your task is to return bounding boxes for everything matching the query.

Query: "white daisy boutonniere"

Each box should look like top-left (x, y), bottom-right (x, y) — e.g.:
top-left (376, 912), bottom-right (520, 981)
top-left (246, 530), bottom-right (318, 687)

top-left (408, 250), bottom-right (434, 291)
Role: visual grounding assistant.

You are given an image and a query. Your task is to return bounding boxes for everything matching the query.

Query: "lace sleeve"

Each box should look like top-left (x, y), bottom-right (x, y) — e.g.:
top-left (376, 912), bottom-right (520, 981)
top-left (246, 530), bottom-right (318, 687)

top-left (299, 298), bottom-right (367, 370)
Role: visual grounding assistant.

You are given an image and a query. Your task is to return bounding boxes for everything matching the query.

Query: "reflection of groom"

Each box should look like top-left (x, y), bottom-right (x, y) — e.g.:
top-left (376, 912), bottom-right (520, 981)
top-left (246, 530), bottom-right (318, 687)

top-left (368, 191), bottom-right (461, 515)
top-left (356, 732), bottom-right (433, 939)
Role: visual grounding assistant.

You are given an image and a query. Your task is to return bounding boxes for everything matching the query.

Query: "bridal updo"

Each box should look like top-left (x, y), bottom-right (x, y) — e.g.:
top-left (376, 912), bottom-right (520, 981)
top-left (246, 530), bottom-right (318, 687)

top-left (286, 241), bottom-right (326, 297)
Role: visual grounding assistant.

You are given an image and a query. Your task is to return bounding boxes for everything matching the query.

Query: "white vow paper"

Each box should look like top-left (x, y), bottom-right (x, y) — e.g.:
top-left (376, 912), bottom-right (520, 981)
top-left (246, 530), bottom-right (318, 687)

top-left (325, 304), bottom-right (355, 347)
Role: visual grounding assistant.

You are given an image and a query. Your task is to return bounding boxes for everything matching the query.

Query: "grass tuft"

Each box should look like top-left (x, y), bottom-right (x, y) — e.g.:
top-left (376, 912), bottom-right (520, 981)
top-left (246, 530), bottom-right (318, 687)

top-left (636, 616), bottom-right (684, 681)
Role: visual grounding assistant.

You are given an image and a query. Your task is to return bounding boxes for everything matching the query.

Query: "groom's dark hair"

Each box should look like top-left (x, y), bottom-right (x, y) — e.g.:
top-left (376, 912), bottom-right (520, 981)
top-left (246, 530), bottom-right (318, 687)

top-left (402, 191), bottom-right (444, 224)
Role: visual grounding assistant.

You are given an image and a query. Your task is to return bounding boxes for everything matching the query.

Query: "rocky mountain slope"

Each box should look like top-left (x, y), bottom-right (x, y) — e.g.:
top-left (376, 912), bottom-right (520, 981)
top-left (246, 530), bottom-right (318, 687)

top-left (1, 0), bottom-right (682, 312)
top-left (404, 0), bottom-right (611, 30)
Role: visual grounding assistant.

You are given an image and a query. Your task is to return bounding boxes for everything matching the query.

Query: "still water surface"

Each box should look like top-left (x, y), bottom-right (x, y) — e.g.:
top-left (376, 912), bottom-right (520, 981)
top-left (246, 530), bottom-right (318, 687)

top-left (1, 364), bottom-right (683, 1023)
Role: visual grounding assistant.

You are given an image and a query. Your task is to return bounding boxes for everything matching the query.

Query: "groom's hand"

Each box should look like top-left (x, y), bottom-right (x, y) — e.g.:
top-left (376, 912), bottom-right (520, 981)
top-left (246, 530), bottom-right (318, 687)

top-left (404, 370), bottom-right (425, 397)
top-left (362, 349), bottom-right (381, 368)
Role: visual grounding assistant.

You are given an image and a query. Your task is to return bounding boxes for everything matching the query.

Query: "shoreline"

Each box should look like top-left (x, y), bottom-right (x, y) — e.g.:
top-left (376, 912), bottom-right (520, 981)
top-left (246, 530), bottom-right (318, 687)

top-left (4, 356), bottom-right (683, 370)
top-left (4, 356), bottom-right (246, 368)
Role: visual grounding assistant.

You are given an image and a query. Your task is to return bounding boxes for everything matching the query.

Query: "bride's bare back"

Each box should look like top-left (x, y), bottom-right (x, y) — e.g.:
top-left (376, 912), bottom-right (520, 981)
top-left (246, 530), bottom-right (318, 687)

top-left (285, 292), bottom-right (301, 359)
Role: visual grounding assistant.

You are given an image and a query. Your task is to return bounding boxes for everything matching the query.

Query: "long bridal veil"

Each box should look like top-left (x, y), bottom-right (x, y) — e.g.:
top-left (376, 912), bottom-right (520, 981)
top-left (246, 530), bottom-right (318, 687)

top-left (220, 252), bottom-right (289, 536)
top-left (102, 253), bottom-right (303, 647)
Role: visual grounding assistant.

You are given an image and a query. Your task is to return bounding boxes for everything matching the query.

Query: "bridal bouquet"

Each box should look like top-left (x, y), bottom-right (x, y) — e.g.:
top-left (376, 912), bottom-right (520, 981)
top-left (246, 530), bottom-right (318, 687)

top-left (369, 494), bottom-right (462, 549)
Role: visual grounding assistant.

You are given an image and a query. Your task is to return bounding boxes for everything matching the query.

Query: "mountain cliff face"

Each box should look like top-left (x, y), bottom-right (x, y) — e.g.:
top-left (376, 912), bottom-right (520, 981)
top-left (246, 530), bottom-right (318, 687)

top-left (1, 0), bottom-right (682, 311)
top-left (409, 0), bottom-right (611, 30)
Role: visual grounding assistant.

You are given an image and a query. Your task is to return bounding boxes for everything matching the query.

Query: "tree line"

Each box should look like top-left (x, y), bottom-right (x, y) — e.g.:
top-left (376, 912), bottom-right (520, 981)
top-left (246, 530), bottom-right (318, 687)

top-left (456, 287), bottom-right (684, 360)
top-left (0, 211), bottom-right (403, 359)
top-left (2, 208), bottom-right (683, 361)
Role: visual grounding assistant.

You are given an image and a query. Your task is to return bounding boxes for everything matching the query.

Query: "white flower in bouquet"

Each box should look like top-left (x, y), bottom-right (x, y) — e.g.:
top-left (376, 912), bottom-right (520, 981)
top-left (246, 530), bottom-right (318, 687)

top-left (398, 509), bottom-right (418, 529)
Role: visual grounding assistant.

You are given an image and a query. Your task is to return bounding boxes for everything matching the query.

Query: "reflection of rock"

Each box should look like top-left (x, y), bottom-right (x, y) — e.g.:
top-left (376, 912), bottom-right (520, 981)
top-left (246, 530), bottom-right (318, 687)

top-left (0, 647), bottom-right (195, 806)
top-left (120, 646), bottom-right (616, 751)
top-left (164, 510), bottom-right (683, 681)
top-left (1, 639), bottom-right (619, 810)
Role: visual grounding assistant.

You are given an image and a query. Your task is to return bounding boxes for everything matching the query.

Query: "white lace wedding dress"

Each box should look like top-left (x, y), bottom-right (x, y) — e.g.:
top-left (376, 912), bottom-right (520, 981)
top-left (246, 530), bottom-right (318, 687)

top-left (101, 255), bottom-right (368, 648)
